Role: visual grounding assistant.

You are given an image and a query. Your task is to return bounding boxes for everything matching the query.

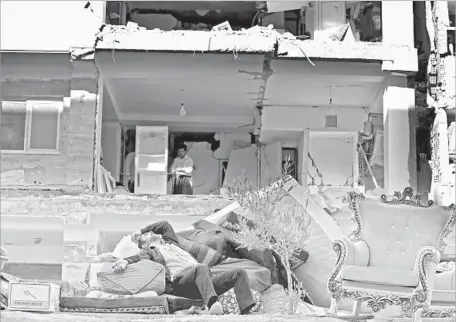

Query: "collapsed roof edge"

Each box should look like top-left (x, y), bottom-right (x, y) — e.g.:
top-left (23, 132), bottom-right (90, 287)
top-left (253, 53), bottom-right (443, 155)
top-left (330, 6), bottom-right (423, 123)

top-left (69, 23), bottom-right (418, 73)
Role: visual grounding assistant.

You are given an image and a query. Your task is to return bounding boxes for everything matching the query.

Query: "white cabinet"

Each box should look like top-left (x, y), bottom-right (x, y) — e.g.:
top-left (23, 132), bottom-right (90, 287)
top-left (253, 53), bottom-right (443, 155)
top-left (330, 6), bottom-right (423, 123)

top-left (134, 126), bottom-right (168, 194)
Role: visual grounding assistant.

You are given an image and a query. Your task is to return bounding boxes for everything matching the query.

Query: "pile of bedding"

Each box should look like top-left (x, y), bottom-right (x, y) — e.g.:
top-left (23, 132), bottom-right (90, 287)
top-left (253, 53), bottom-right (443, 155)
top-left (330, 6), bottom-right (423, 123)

top-left (59, 215), bottom-right (287, 315)
top-left (57, 198), bottom-right (323, 315)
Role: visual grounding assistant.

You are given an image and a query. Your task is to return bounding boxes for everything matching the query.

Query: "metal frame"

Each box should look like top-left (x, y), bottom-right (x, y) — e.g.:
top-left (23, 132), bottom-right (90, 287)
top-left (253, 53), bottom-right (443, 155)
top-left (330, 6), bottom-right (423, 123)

top-left (1, 100), bottom-right (63, 155)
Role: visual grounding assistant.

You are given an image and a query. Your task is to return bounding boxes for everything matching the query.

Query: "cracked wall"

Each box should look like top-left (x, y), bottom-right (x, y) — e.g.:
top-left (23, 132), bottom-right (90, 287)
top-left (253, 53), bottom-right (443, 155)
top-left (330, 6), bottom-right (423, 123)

top-left (1, 73), bottom-right (98, 190)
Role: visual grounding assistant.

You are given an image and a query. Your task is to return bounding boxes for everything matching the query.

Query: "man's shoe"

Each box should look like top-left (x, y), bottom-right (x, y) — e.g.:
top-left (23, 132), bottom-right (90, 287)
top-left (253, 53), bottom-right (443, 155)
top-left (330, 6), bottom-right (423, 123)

top-left (209, 302), bottom-right (224, 315)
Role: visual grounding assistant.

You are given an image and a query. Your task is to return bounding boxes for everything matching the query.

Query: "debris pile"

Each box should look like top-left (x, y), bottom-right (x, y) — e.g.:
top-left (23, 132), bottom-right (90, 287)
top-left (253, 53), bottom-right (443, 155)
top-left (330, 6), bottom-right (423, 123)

top-left (94, 21), bottom-right (309, 55)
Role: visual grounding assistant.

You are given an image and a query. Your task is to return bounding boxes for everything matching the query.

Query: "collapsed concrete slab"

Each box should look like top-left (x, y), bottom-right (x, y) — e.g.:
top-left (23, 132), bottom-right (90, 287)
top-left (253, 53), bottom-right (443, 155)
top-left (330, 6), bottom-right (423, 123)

top-left (95, 24), bottom-right (279, 54)
top-left (72, 23), bottom-right (418, 75)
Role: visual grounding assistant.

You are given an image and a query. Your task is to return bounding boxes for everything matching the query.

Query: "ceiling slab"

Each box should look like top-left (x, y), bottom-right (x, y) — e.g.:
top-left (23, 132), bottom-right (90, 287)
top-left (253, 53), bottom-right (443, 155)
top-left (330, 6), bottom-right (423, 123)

top-left (96, 51), bottom-right (266, 79)
top-left (99, 52), bottom-right (266, 126)
top-left (265, 60), bottom-right (387, 108)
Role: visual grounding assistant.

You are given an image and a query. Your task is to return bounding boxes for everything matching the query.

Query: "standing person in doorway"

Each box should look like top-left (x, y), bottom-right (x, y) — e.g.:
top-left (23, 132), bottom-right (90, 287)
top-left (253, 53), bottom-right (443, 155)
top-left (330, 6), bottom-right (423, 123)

top-left (123, 140), bottom-right (136, 193)
top-left (170, 143), bottom-right (194, 195)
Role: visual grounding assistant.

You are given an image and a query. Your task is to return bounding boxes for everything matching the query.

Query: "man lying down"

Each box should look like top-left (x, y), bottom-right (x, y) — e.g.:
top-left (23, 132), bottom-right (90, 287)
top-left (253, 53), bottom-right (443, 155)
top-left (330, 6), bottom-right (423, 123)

top-left (112, 221), bottom-right (256, 315)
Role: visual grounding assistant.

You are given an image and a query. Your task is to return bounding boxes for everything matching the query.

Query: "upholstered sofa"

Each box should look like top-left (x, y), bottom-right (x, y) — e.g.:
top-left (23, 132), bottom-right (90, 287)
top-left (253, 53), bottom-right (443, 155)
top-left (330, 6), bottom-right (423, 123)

top-left (327, 187), bottom-right (455, 322)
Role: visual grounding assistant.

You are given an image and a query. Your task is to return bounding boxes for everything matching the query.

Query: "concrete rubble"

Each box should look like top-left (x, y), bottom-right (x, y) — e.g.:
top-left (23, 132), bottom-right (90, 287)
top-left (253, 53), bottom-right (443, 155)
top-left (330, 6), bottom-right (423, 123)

top-left (69, 21), bottom-right (418, 74)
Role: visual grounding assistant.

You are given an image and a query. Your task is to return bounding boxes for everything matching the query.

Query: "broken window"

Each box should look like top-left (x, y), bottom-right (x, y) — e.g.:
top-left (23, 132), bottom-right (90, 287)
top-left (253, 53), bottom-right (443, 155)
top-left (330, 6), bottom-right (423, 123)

top-left (282, 148), bottom-right (298, 180)
top-left (1, 100), bottom-right (62, 153)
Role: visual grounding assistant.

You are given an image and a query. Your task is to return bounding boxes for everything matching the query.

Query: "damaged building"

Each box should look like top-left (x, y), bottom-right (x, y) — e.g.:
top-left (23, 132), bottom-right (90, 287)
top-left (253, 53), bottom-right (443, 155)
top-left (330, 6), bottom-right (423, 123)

top-left (1, 1), bottom-right (455, 318)
top-left (1, 1), bottom-right (428, 196)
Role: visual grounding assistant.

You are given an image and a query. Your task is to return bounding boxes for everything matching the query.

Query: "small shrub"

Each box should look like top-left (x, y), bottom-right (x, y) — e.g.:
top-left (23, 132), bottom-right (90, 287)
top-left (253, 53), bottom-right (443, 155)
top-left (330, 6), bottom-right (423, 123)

top-left (226, 174), bottom-right (311, 315)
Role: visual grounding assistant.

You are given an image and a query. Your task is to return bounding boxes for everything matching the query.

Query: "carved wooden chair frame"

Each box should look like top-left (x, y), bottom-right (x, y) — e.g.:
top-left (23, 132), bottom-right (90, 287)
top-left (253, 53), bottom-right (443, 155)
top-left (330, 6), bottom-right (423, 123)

top-left (327, 187), bottom-right (455, 319)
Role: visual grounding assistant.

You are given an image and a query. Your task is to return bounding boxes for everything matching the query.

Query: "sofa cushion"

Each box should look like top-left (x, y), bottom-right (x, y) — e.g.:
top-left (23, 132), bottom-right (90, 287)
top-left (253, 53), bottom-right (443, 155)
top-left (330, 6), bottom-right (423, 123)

top-left (434, 270), bottom-right (455, 290)
top-left (112, 235), bottom-right (140, 259)
top-left (98, 230), bottom-right (133, 254)
top-left (84, 254), bottom-right (118, 289)
top-left (97, 260), bottom-right (166, 295)
top-left (86, 263), bottom-right (106, 289)
top-left (342, 265), bottom-right (419, 287)
top-left (177, 236), bottom-right (224, 267)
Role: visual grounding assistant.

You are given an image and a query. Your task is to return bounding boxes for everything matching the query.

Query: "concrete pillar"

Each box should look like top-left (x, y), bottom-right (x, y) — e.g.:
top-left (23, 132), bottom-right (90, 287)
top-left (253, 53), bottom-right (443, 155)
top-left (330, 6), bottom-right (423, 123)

top-left (65, 61), bottom-right (100, 189)
top-left (383, 74), bottom-right (417, 194)
top-left (382, 1), bottom-right (414, 48)
top-left (101, 122), bottom-right (122, 181)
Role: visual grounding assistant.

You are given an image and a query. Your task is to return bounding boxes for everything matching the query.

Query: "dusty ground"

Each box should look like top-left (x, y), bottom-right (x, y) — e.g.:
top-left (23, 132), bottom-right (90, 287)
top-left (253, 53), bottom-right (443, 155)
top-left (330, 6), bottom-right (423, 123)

top-left (1, 312), bottom-right (454, 322)
top-left (1, 312), bottom-right (336, 322)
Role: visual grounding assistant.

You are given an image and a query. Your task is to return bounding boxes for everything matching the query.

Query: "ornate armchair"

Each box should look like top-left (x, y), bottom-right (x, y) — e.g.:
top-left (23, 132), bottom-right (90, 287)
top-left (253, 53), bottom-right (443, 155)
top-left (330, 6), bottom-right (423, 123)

top-left (327, 187), bottom-right (455, 322)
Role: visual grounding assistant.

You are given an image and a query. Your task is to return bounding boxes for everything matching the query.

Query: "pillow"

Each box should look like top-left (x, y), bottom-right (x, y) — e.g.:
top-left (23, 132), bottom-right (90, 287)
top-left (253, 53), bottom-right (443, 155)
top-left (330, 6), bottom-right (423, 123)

top-left (84, 254), bottom-right (118, 289)
top-left (112, 235), bottom-right (140, 259)
top-left (218, 288), bottom-right (263, 315)
top-left (86, 263), bottom-right (107, 289)
top-left (60, 280), bottom-right (89, 298)
top-left (177, 236), bottom-right (224, 267)
top-left (97, 260), bottom-right (166, 295)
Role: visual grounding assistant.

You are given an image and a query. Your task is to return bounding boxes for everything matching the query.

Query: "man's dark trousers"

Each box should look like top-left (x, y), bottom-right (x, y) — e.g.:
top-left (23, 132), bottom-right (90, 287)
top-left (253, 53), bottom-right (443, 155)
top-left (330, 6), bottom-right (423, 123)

top-left (171, 263), bottom-right (255, 313)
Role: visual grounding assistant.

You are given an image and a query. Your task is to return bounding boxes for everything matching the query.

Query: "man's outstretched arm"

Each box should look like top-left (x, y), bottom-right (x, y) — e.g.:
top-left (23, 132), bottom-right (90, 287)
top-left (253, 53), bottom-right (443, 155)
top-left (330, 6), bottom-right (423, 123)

top-left (139, 221), bottom-right (179, 246)
top-left (119, 248), bottom-right (172, 282)
top-left (124, 247), bottom-right (154, 265)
